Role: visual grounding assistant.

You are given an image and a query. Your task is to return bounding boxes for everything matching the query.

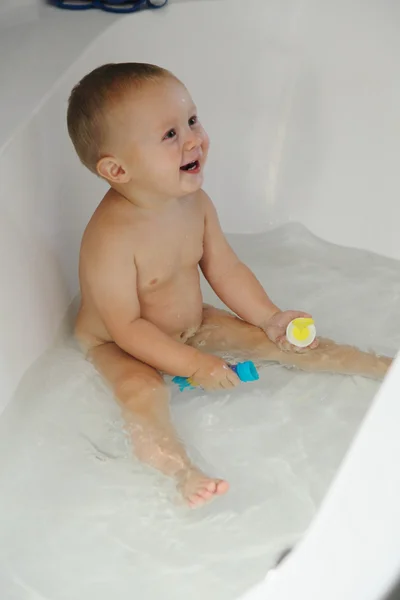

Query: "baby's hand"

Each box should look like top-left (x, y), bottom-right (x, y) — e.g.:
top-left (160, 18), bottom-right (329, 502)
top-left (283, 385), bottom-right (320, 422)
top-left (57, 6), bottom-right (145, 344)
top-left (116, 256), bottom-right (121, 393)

top-left (191, 355), bottom-right (240, 391)
top-left (263, 310), bottom-right (319, 353)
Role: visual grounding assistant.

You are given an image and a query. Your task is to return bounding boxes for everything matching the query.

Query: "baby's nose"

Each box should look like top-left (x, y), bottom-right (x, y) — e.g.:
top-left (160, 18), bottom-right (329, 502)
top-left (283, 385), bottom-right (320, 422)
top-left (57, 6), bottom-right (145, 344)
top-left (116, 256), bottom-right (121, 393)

top-left (184, 131), bottom-right (202, 150)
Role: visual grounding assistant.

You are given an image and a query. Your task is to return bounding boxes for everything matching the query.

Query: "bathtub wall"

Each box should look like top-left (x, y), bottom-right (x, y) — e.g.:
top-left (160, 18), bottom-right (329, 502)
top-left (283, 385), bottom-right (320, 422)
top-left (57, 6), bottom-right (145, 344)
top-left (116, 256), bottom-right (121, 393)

top-left (240, 353), bottom-right (400, 600)
top-left (0, 0), bottom-right (40, 13)
top-left (1, 0), bottom-right (400, 412)
top-left (0, 0), bottom-right (41, 28)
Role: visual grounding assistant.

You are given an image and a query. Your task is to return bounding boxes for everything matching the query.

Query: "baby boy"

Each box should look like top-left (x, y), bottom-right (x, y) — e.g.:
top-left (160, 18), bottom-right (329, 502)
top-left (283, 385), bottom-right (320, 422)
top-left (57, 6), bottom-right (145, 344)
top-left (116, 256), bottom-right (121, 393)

top-left (67, 63), bottom-right (391, 507)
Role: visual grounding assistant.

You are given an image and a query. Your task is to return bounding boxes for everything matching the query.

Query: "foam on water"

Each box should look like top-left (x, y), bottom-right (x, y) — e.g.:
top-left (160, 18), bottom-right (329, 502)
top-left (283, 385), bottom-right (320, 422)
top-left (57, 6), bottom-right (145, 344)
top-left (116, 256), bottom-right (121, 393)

top-left (0, 224), bottom-right (399, 600)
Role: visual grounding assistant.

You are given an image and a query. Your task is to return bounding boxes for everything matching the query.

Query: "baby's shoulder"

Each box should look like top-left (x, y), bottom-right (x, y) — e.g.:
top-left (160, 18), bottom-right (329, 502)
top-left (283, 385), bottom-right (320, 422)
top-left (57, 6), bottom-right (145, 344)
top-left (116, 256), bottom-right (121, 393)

top-left (82, 192), bottom-right (138, 256)
top-left (189, 188), bottom-right (214, 215)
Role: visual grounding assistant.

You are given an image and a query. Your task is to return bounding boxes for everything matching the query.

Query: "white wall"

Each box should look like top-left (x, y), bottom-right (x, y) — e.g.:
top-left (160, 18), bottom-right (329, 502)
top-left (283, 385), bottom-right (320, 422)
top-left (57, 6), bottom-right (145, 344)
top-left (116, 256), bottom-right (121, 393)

top-left (0, 5), bottom-right (117, 150)
top-left (271, 0), bottom-right (400, 261)
top-left (0, 0), bottom-right (41, 27)
top-left (1, 0), bottom-right (39, 9)
top-left (0, 91), bottom-right (106, 409)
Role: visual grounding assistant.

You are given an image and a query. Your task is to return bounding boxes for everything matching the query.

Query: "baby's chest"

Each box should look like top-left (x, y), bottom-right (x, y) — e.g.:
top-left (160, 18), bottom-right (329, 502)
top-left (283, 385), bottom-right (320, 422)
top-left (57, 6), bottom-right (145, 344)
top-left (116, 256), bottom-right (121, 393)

top-left (136, 228), bottom-right (204, 288)
top-left (134, 199), bottom-right (205, 286)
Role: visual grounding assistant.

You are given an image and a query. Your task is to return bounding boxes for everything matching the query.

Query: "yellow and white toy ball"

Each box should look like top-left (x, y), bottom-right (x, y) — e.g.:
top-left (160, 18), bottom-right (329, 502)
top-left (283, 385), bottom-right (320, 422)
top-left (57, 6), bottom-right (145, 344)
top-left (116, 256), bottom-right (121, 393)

top-left (286, 318), bottom-right (316, 348)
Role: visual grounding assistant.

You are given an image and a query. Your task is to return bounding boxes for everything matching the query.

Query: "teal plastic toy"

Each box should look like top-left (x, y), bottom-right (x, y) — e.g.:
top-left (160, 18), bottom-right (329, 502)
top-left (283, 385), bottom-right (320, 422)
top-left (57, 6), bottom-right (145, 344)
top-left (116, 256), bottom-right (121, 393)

top-left (173, 360), bottom-right (259, 391)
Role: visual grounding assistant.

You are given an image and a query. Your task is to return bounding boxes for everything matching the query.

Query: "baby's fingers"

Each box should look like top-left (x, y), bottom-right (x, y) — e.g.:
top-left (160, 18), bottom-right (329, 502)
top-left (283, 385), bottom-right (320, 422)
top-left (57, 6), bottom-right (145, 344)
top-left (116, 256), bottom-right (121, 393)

top-left (219, 379), bottom-right (233, 390)
top-left (283, 310), bottom-right (313, 323)
top-left (276, 336), bottom-right (293, 353)
top-left (225, 371), bottom-right (240, 388)
top-left (276, 336), bottom-right (308, 354)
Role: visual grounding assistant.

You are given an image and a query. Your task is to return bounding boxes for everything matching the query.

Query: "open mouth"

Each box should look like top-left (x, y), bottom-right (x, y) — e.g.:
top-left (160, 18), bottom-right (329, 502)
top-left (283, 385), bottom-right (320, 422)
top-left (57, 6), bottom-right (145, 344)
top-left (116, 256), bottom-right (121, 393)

top-left (180, 160), bottom-right (200, 173)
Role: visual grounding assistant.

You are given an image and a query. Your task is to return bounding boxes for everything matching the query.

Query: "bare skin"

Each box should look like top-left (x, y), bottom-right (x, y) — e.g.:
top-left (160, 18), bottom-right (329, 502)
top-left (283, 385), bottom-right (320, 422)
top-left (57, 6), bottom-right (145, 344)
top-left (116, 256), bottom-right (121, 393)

top-left (74, 73), bottom-right (392, 508)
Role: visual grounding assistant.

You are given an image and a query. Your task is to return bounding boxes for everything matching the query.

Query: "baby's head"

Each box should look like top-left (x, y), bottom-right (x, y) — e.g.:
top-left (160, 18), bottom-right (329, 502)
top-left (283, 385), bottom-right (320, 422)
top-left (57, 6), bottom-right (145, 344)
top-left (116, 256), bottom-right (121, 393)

top-left (67, 62), bottom-right (209, 200)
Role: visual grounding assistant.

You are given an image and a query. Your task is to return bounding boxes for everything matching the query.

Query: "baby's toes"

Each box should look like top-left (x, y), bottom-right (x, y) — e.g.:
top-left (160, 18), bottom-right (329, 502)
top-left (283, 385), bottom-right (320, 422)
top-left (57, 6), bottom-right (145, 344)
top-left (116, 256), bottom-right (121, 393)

top-left (188, 493), bottom-right (209, 508)
top-left (214, 480), bottom-right (229, 496)
top-left (178, 470), bottom-right (229, 509)
top-left (197, 484), bottom-right (215, 500)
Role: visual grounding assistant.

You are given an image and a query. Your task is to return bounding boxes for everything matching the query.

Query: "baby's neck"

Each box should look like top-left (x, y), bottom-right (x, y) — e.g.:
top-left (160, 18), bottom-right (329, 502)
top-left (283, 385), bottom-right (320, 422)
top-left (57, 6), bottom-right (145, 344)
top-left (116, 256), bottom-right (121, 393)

top-left (111, 182), bottom-right (179, 212)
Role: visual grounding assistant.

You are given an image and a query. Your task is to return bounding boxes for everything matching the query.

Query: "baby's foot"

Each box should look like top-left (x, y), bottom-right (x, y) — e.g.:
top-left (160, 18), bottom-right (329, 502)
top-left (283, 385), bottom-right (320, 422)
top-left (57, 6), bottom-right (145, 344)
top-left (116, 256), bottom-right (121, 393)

top-left (368, 354), bottom-right (392, 380)
top-left (177, 468), bottom-right (229, 508)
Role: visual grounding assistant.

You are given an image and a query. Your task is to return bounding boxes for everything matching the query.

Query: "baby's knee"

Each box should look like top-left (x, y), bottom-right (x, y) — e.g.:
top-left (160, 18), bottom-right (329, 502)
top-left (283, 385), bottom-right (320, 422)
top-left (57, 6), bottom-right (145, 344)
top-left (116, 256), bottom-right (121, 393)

top-left (114, 371), bottom-right (166, 405)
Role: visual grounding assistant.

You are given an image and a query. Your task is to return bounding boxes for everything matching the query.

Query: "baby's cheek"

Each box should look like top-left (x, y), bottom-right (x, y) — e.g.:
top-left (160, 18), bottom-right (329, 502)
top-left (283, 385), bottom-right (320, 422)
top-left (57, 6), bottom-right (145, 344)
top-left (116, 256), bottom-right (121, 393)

top-left (201, 130), bottom-right (210, 153)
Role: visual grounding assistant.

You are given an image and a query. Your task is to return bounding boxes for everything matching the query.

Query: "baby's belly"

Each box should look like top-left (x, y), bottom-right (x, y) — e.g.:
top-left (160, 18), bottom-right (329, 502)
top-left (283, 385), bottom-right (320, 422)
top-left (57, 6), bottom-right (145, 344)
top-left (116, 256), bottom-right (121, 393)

top-left (76, 270), bottom-right (205, 350)
top-left (140, 285), bottom-right (204, 343)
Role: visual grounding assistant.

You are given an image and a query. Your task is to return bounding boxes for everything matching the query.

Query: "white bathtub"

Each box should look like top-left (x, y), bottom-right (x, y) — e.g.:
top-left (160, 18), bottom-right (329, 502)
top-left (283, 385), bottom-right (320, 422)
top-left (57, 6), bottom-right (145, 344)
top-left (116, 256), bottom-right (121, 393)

top-left (1, 1), bottom-right (400, 599)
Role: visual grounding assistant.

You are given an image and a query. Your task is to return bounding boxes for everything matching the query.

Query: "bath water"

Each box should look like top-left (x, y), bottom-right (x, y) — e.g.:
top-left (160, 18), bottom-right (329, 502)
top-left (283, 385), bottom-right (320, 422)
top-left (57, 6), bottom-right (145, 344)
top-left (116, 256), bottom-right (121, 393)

top-left (0, 224), bottom-right (398, 600)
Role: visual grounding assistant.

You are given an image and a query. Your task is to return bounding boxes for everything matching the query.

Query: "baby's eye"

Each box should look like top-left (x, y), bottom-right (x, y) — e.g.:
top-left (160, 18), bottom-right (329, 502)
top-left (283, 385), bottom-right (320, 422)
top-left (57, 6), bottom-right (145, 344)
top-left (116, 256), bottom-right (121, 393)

top-left (188, 115), bottom-right (198, 126)
top-left (163, 129), bottom-right (176, 141)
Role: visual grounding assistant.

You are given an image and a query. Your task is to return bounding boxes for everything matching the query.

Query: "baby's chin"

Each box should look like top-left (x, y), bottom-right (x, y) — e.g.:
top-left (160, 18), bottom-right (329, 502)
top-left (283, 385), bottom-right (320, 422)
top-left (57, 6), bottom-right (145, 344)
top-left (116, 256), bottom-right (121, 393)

top-left (178, 172), bottom-right (204, 195)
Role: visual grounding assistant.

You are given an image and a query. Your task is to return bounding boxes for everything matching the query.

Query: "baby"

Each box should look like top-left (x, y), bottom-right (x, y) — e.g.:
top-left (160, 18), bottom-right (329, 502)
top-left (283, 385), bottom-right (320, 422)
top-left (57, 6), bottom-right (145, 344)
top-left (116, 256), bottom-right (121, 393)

top-left (67, 63), bottom-right (391, 508)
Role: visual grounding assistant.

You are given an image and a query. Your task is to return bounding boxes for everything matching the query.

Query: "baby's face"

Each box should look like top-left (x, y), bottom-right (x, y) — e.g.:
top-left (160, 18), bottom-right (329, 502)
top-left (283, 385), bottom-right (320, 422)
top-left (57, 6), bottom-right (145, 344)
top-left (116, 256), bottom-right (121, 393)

top-left (107, 77), bottom-right (209, 199)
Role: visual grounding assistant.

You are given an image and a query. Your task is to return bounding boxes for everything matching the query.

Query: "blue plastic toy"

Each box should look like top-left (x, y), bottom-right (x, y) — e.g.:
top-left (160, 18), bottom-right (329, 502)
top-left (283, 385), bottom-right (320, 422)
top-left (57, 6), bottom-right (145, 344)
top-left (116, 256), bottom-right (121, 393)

top-left (173, 361), bottom-right (259, 391)
top-left (54, 0), bottom-right (168, 13)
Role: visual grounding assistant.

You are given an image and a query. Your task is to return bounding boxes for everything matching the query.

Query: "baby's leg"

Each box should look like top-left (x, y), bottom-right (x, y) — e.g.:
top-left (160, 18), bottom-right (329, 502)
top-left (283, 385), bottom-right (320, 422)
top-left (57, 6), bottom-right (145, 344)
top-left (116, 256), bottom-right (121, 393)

top-left (89, 342), bottom-right (228, 508)
top-left (187, 305), bottom-right (392, 380)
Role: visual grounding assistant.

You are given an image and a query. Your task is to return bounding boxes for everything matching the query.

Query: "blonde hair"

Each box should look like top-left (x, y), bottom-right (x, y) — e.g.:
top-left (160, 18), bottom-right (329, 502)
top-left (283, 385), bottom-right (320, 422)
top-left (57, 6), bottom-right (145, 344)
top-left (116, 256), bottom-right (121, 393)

top-left (67, 62), bottom-right (171, 173)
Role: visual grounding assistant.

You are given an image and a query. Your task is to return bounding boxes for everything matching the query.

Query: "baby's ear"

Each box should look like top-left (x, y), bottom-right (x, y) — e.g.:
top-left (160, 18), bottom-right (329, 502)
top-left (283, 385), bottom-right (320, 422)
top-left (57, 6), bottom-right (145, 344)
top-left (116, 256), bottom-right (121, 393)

top-left (96, 156), bottom-right (130, 183)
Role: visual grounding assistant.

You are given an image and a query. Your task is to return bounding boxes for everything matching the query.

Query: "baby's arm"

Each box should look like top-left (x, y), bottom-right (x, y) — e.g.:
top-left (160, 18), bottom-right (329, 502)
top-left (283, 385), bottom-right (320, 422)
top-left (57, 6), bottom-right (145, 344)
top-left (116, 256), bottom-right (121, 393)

top-left (199, 192), bottom-right (280, 329)
top-left (199, 193), bottom-right (316, 352)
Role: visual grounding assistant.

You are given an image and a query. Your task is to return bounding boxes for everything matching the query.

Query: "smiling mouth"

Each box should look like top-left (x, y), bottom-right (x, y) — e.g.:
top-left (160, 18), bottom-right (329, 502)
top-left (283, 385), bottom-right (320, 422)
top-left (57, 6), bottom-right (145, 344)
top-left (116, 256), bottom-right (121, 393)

top-left (180, 160), bottom-right (200, 173)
